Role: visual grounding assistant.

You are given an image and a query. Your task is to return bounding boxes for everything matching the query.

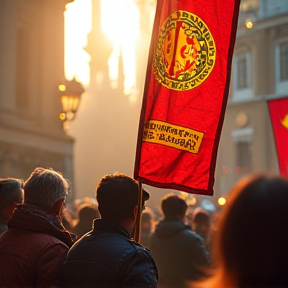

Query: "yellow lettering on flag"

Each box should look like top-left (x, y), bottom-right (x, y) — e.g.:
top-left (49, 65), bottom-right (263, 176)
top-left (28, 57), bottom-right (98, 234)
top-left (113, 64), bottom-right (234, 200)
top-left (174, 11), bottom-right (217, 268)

top-left (143, 120), bottom-right (205, 154)
top-left (281, 114), bottom-right (288, 130)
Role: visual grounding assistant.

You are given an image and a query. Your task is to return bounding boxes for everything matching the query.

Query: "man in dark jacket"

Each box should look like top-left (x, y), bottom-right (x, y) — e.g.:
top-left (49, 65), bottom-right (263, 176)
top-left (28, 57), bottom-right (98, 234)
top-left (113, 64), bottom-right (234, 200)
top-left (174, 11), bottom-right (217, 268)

top-left (150, 194), bottom-right (211, 288)
top-left (0, 167), bottom-right (75, 288)
top-left (61, 172), bottom-right (158, 288)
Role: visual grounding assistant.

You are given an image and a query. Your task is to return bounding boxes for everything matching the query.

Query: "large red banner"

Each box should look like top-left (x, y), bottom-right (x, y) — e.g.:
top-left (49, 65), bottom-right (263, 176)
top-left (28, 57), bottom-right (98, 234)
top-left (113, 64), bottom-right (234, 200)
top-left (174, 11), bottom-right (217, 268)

top-left (268, 97), bottom-right (288, 178)
top-left (134, 0), bottom-right (240, 195)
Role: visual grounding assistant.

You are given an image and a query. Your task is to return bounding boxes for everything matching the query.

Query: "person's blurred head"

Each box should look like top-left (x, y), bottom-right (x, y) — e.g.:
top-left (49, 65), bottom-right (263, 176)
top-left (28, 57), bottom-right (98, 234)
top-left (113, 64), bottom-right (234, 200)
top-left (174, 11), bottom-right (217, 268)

top-left (96, 172), bottom-right (149, 224)
top-left (24, 167), bottom-right (70, 216)
top-left (161, 194), bottom-right (187, 221)
top-left (78, 203), bottom-right (100, 222)
top-left (214, 174), bottom-right (288, 287)
top-left (0, 178), bottom-right (24, 222)
top-left (73, 203), bottom-right (100, 238)
top-left (191, 208), bottom-right (210, 242)
top-left (141, 211), bottom-right (152, 231)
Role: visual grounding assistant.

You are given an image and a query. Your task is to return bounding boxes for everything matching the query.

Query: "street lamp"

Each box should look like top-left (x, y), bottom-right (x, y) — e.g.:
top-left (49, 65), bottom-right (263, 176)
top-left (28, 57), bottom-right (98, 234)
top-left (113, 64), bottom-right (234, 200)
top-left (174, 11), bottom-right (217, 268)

top-left (58, 77), bottom-right (84, 122)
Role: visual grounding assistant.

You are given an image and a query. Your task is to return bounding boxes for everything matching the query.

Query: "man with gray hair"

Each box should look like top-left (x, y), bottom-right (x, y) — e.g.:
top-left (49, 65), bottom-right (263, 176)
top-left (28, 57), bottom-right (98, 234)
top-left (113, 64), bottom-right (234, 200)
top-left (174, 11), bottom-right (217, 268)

top-left (0, 167), bottom-right (75, 287)
top-left (0, 178), bottom-right (24, 234)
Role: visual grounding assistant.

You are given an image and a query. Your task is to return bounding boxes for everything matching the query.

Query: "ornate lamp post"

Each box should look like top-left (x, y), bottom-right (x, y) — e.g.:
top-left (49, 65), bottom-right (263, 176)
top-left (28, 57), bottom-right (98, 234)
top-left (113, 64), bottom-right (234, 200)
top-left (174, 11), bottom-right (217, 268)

top-left (58, 77), bottom-right (84, 124)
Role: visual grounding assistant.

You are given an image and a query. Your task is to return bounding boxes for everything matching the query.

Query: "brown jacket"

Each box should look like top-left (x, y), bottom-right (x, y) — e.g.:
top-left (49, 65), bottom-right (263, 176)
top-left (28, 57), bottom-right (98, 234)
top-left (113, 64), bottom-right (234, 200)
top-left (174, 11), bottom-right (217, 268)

top-left (0, 205), bottom-right (75, 288)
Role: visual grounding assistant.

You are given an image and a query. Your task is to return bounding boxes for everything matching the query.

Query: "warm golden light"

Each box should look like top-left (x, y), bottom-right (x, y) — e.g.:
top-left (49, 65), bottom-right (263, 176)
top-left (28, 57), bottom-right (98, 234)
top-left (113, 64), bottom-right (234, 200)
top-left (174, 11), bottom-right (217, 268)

top-left (101, 0), bottom-right (140, 98)
top-left (59, 113), bottom-right (66, 121)
top-left (61, 95), bottom-right (80, 113)
top-left (218, 197), bottom-right (227, 206)
top-left (59, 78), bottom-right (84, 122)
top-left (246, 20), bottom-right (253, 29)
top-left (186, 196), bottom-right (197, 206)
top-left (59, 84), bottom-right (66, 92)
top-left (64, 0), bottom-right (156, 103)
top-left (64, 0), bottom-right (92, 85)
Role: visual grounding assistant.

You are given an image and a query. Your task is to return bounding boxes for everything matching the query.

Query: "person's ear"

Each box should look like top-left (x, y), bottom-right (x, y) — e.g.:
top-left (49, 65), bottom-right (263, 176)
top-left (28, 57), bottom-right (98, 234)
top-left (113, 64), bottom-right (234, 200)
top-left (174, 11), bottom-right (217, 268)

top-left (2, 203), bottom-right (20, 222)
top-left (52, 198), bottom-right (65, 217)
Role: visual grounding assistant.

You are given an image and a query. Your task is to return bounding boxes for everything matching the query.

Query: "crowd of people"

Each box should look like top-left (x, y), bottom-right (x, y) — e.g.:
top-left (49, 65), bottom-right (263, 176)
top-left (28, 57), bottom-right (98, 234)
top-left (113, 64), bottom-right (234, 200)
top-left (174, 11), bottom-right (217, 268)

top-left (0, 167), bottom-right (287, 287)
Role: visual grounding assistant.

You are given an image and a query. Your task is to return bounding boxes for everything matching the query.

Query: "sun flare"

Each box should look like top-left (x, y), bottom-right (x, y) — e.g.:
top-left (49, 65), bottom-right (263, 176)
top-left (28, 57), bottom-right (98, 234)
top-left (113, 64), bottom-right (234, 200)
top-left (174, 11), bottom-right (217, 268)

top-left (64, 0), bottom-right (92, 86)
top-left (64, 0), bottom-right (156, 101)
top-left (101, 0), bottom-right (140, 97)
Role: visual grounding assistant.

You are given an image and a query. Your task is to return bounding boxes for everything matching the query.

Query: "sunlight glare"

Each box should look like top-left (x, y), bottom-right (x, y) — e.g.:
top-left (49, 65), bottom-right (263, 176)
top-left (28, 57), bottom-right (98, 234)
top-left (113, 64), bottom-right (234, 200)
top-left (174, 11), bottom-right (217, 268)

top-left (64, 0), bottom-right (92, 85)
top-left (101, 0), bottom-right (140, 98)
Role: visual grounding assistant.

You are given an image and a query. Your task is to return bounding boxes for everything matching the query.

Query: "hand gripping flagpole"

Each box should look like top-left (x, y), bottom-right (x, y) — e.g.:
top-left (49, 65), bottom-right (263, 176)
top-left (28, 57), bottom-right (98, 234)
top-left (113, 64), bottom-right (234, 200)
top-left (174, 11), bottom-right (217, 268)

top-left (133, 181), bottom-right (143, 242)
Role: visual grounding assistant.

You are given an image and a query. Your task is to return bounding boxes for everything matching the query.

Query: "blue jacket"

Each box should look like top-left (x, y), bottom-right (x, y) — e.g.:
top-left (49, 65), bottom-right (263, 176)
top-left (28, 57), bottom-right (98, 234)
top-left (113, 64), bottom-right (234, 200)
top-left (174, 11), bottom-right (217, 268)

top-left (150, 220), bottom-right (210, 288)
top-left (61, 218), bottom-right (158, 288)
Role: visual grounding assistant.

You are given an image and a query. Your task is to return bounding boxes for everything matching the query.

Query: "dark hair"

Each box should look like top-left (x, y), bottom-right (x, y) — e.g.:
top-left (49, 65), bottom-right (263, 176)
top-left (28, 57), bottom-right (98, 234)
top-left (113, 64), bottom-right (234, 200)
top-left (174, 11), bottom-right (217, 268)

top-left (161, 194), bottom-right (187, 220)
top-left (73, 203), bottom-right (100, 238)
top-left (96, 173), bottom-right (141, 223)
top-left (213, 174), bottom-right (288, 287)
top-left (141, 211), bottom-right (152, 223)
top-left (192, 208), bottom-right (210, 223)
top-left (24, 167), bottom-right (70, 212)
top-left (0, 178), bottom-right (24, 209)
top-left (78, 204), bottom-right (100, 221)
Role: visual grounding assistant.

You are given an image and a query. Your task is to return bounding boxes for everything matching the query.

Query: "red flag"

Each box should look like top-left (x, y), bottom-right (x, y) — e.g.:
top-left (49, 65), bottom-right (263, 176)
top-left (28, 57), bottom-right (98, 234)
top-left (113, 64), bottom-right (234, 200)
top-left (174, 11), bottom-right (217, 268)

top-left (134, 0), bottom-right (241, 195)
top-left (268, 97), bottom-right (288, 178)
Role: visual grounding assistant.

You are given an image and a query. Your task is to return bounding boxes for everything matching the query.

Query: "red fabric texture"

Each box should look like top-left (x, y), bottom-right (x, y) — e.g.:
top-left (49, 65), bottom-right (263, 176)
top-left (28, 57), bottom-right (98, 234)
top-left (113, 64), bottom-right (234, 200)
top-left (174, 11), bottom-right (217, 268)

top-left (268, 97), bottom-right (288, 178)
top-left (134, 0), bottom-right (240, 195)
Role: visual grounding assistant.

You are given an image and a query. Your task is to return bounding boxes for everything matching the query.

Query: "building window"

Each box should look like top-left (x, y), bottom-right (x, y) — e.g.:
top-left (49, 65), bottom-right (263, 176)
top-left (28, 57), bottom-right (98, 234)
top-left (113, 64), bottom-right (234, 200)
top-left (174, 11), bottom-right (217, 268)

top-left (275, 41), bottom-right (288, 94)
top-left (279, 41), bottom-right (288, 81)
top-left (240, 0), bottom-right (258, 12)
top-left (236, 141), bottom-right (252, 173)
top-left (231, 128), bottom-right (254, 181)
top-left (237, 57), bottom-right (248, 89)
top-left (232, 52), bottom-right (253, 101)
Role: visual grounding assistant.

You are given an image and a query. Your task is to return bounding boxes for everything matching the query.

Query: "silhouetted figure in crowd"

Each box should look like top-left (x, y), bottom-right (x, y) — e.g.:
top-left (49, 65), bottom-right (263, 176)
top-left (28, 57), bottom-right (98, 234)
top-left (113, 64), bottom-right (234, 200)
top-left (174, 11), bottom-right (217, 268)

top-left (61, 206), bottom-right (74, 232)
top-left (72, 203), bottom-right (100, 238)
top-left (196, 174), bottom-right (288, 288)
top-left (150, 194), bottom-right (211, 288)
top-left (0, 167), bottom-right (76, 288)
top-left (61, 172), bottom-right (158, 287)
top-left (140, 211), bottom-right (153, 248)
top-left (191, 208), bottom-right (211, 250)
top-left (0, 178), bottom-right (24, 235)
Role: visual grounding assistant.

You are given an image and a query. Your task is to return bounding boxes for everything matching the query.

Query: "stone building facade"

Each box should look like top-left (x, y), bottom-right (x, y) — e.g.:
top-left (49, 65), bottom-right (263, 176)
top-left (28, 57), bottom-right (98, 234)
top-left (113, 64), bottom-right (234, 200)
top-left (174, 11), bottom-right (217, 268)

top-left (214, 0), bottom-right (288, 201)
top-left (0, 0), bottom-right (74, 183)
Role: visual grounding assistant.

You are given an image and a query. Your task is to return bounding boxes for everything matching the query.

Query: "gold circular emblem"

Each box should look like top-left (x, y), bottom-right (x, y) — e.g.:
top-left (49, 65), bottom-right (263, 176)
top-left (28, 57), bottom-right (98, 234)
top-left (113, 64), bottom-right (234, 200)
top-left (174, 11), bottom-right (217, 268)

top-left (153, 10), bottom-right (216, 91)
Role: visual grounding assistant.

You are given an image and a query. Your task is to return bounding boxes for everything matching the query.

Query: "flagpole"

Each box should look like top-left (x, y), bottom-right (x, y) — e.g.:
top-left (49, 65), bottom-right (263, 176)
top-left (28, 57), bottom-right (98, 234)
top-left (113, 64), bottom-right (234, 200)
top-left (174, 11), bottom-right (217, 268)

top-left (133, 181), bottom-right (143, 242)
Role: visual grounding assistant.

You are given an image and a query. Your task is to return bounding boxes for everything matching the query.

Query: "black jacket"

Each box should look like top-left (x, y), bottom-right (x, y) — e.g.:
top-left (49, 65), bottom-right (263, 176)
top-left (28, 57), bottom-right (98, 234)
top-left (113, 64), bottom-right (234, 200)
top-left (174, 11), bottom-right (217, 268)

top-left (60, 218), bottom-right (158, 288)
top-left (150, 220), bottom-right (210, 288)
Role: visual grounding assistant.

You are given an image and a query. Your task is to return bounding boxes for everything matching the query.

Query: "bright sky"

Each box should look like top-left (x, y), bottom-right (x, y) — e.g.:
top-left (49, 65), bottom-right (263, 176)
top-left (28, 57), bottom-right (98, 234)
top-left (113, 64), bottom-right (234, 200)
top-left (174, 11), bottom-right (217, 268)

top-left (64, 0), bottom-right (92, 86)
top-left (101, 0), bottom-right (140, 98)
top-left (64, 0), bottom-right (143, 100)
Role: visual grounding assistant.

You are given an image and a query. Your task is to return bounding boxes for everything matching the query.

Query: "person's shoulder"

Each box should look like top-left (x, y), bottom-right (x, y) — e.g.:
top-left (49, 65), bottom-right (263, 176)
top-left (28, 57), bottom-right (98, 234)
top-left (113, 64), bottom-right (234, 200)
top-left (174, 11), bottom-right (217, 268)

top-left (127, 239), bottom-right (154, 254)
top-left (126, 239), bottom-right (158, 268)
top-left (181, 226), bottom-right (204, 241)
top-left (23, 230), bottom-right (70, 254)
top-left (127, 238), bottom-right (146, 249)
